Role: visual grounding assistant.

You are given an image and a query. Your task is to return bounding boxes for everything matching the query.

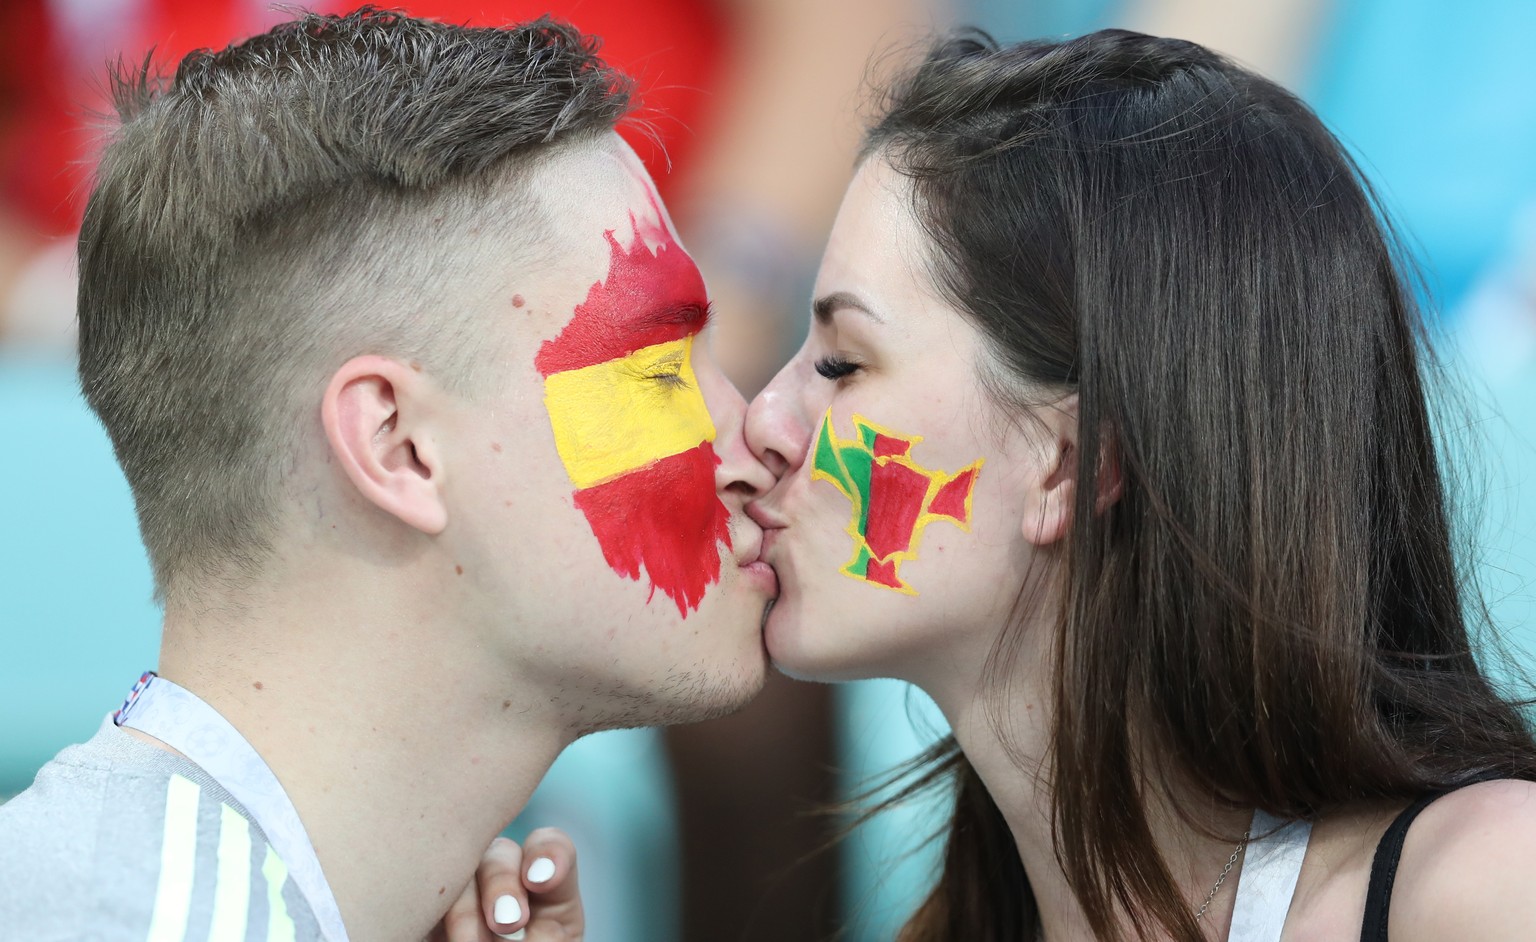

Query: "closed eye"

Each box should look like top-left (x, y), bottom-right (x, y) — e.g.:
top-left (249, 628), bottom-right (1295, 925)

top-left (636, 348), bottom-right (692, 391)
top-left (647, 370), bottom-right (691, 390)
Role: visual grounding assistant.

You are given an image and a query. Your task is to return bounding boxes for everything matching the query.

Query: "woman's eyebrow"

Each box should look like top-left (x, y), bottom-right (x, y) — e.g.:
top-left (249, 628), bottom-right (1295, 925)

top-left (812, 291), bottom-right (886, 326)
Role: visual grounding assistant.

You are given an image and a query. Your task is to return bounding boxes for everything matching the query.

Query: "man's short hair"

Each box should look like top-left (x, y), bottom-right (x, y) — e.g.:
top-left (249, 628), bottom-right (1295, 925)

top-left (77, 8), bottom-right (632, 603)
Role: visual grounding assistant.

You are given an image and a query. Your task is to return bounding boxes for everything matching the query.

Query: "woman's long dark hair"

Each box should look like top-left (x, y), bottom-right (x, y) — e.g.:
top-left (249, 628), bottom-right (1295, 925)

top-left (859, 29), bottom-right (1536, 941)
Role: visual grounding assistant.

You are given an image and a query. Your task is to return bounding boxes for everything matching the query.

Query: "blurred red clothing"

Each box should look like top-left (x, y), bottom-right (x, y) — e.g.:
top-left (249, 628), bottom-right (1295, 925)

top-left (0, 0), bottom-right (726, 238)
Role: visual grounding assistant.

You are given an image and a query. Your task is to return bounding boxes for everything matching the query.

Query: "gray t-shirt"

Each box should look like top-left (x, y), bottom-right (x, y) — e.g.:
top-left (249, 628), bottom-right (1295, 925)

top-left (0, 717), bottom-right (323, 941)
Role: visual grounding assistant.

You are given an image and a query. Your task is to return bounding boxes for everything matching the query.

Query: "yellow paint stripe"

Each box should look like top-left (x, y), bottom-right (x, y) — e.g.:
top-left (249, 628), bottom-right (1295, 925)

top-left (262, 846), bottom-right (296, 942)
top-left (146, 774), bottom-right (200, 942)
top-left (543, 336), bottom-right (716, 489)
top-left (207, 803), bottom-right (252, 940)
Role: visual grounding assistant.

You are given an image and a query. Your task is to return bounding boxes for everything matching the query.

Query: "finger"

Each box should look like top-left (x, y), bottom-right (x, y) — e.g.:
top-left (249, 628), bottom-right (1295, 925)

top-left (441, 874), bottom-right (494, 942)
top-left (520, 827), bottom-right (582, 936)
top-left (521, 827), bottom-right (577, 896)
top-left (478, 836), bottom-right (530, 941)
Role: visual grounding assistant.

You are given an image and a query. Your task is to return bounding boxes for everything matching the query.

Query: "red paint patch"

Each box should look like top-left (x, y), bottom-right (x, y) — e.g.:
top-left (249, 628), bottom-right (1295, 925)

top-left (929, 467), bottom-right (978, 521)
top-left (872, 434), bottom-right (910, 458)
top-left (252, 681), bottom-right (264, 691)
top-left (571, 443), bottom-right (730, 616)
top-left (534, 193), bottom-right (709, 375)
top-left (865, 557), bottom-right (903, 589)
top-left (511, 294), bottom-right (526, 308)
top-left (864, 460), bottom-right (931, 561)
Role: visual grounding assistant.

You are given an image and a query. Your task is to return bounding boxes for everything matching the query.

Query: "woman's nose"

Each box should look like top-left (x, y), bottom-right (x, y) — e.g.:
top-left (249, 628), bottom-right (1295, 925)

top-left (744, 361), bottom-right (817, 479)
top-left (708, 373), bottom-right (777, 504)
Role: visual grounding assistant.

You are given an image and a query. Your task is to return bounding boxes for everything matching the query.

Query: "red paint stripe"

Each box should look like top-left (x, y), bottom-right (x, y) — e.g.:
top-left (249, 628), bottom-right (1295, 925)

top-left (572, 443), bottom-right (732, 616)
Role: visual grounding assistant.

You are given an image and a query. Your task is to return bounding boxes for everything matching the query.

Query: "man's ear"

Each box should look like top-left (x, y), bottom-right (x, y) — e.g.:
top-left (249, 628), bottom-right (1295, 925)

top-left (321, 355), bottom-right (448, 535)
top-left (1019, 394), bottom-right (1122, 546)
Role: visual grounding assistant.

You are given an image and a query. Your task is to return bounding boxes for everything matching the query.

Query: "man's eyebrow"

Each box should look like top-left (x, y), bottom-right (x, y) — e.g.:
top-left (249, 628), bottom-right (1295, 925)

top-left (812, 291), bottom-right (885, 327)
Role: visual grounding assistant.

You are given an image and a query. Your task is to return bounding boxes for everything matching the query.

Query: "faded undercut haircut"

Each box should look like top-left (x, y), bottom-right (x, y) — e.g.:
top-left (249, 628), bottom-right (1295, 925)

top-left (77, 8), bottom-right (632, 603)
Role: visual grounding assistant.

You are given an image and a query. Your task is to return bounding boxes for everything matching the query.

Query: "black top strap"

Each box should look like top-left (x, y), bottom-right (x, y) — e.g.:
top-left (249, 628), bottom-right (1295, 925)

top-left (1358, 775), bottom-right (1504, 942)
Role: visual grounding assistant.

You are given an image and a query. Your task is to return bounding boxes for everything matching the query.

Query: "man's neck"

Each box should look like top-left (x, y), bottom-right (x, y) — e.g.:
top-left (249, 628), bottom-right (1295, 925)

top-left (156, 595), bottom-right (569, 942)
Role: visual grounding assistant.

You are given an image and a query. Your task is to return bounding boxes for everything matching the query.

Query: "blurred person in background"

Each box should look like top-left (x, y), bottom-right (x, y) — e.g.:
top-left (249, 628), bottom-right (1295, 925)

top-left (0, 0), bottom-right (315, 349)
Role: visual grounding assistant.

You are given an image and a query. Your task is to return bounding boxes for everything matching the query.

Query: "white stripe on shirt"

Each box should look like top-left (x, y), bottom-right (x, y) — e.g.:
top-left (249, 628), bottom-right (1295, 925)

top-left (262, 845), bottom-right (297, 942)
top-left (146, 774), bottom-right (201, 942)
top-left (208, 803), bottom-right (253, 940)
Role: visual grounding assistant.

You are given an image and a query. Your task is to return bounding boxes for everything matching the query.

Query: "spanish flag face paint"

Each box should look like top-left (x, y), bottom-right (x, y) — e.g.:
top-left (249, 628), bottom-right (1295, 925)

top-left (535, 199), bottom-right (730, 617)
top-left (811, 410), bottom-right (983, 594)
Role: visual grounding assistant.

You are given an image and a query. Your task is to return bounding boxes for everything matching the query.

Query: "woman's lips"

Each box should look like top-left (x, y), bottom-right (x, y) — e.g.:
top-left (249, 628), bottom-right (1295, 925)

top-left (735, 526), bottom-right (780, 597)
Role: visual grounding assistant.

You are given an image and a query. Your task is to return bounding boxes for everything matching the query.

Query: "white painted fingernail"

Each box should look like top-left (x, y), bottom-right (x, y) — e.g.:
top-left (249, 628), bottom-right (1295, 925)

top-left (526, 857), bottom-right (556, 883)
top-left (496, 930), bottom-right (525, 941)
top-left (493, 894), bottom-right (521, 925)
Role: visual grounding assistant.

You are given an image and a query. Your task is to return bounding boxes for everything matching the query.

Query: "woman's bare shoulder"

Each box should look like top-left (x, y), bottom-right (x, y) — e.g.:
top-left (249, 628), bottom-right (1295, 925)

top-left (1389, 779), bottom-right (1536, 941)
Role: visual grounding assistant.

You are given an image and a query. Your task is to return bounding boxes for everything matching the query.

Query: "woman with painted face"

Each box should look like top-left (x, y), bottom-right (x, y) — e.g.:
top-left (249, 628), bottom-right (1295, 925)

top-left (740, 28), bottom-right (1536, 942)
top-left (456, 27), bottom-right (1536, 942)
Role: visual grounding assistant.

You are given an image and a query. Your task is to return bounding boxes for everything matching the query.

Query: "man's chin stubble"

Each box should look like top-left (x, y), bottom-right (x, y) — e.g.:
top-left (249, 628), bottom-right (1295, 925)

top-left (570, 656), bottom-right (768, 736)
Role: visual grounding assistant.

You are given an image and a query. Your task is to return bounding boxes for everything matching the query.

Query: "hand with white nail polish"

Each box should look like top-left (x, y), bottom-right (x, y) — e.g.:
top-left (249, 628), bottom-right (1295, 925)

top-left (427, 829), bottom-right (583, 942)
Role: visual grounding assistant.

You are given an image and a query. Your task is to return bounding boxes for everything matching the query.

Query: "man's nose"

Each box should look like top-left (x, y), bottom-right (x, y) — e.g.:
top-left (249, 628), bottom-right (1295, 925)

top-left (711, 378), bottom-right (777, 503)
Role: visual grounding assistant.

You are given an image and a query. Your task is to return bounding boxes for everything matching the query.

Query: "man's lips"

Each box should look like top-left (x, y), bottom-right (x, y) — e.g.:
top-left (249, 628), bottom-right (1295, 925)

top-left (736, 509), bottom-right (781, 596)
top-left (735, 529), bottom-right (766, 568)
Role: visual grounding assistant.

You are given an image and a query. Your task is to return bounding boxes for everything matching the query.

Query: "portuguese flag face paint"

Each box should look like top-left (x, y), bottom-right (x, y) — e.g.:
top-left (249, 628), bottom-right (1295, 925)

top-left (811, 410), bottom-right (983, 594)
top-left (535, 201), bottom-right (730, 617)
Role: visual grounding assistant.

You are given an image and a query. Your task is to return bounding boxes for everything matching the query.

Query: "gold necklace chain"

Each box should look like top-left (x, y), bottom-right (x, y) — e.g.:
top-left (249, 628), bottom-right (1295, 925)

top-left (1193, 830), bottom-right (1251, 921)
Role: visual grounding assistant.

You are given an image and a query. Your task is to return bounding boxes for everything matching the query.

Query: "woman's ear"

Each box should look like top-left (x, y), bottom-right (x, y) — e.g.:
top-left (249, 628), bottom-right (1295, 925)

top-left (321, 355), bottom-right (448, 535)
top-left (1018, 394), bottom-right (1122, 545)
top-left (1022, 452), bottom-right (1074, 547)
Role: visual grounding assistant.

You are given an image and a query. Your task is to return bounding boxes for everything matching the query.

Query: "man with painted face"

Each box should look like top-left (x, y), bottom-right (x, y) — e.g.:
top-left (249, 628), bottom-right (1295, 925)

top-left (0, 10), bottom-right (778, 941)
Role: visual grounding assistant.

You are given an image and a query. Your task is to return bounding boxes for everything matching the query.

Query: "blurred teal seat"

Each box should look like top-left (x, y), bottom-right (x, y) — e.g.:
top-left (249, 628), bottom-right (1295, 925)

top-left (0, 355), bottom-right (161, 799)
top-left (838, 679), bottom-right (951, 942)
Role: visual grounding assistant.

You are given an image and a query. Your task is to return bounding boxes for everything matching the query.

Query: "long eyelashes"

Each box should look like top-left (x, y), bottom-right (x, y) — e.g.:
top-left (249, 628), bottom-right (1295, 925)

top-left (814, 355), bottom-right (861, 380)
